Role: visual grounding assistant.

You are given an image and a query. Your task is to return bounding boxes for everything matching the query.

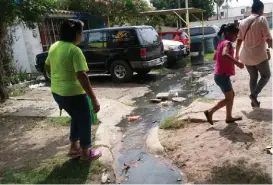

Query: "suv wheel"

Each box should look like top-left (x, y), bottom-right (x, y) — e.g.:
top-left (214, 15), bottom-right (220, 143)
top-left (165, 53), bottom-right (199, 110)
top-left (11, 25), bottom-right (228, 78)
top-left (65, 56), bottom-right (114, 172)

top-left (110, 60), bottom-right (133, 83)
top-left (43, 68), bottom-right (51, 82)
top-left (136, 69), bottom-right (151, 76)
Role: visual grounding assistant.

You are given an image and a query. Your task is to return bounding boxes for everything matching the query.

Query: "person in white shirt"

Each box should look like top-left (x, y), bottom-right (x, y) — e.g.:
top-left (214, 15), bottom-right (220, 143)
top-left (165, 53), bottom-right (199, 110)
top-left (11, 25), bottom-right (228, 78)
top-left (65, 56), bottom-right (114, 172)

top-left (236, 0), bottom-right (272, 108)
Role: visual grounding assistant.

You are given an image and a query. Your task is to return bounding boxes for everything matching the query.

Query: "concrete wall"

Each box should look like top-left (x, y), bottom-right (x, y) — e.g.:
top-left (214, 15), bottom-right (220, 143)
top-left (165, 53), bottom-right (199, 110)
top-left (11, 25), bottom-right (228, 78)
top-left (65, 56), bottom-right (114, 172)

top-left (11, 24), bottom-right (43, 73)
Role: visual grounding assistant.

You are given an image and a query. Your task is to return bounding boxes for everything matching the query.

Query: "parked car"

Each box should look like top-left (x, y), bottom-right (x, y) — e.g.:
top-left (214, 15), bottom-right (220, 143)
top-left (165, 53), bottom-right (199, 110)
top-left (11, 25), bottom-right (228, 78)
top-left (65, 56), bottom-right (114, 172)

top-left (35, 26), bottom-right (167, 82)
top-left (182, 25), bottom-right (219, 43)
top-left (162, 39), bottom-right (187, 68)
top-left (158, 31), bottom-right (190, 56)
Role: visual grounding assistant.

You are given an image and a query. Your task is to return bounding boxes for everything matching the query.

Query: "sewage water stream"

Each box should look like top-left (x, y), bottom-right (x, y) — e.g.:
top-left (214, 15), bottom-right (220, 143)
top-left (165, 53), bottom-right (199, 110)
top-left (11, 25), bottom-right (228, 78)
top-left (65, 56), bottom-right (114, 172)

top-left (114, 63), bottom-right (216, 184)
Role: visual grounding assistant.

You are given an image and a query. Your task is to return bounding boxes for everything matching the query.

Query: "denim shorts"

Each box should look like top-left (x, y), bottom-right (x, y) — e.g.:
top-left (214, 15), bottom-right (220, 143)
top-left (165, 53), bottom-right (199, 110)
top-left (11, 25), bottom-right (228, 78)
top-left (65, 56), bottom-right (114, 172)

top-left (214, 74), bottom-right (232, 93)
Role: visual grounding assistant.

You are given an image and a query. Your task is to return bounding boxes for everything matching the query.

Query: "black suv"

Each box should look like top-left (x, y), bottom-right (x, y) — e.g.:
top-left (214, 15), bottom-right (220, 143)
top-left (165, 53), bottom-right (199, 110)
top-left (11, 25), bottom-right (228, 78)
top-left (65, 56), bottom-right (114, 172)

top-left (35, 26), bottom-right (167, 82)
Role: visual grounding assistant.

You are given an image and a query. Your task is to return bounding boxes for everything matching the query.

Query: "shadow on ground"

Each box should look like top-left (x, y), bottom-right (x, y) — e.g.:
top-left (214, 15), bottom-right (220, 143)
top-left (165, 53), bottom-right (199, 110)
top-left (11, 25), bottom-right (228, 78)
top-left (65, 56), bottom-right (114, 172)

top-left (206, 123), bottom-right (254, 143)
top-left (242, 108), bottom-right (272, 122)
top-left (203, 159), bottom-right (272, 184)
top-left (0, 116), bottom-right (69, 172)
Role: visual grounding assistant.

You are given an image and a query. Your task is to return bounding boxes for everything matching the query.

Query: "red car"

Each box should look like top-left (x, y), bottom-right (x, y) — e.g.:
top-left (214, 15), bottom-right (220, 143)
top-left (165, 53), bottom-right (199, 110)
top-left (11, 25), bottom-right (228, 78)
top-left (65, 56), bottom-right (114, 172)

top-left (158, 31), bottom-right (190, 55)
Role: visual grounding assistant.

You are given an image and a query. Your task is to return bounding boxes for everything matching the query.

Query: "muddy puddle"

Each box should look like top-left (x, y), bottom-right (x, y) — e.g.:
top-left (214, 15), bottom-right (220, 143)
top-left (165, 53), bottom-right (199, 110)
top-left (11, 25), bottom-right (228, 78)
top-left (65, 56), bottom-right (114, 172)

top-left (114, 63), bottom-right (217, 184)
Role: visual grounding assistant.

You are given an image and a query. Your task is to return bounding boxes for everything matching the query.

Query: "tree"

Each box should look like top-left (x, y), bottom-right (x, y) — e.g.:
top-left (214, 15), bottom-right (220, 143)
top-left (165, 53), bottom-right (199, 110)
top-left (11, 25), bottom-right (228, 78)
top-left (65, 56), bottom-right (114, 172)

top-left (57, 0), bottom-right (152, 26)
top-left (214, 0), bottom-right (224, 20)
top-left (0, 0), bottom-right (56, 102)
top-left (151, 0), bottom-right (215, 21)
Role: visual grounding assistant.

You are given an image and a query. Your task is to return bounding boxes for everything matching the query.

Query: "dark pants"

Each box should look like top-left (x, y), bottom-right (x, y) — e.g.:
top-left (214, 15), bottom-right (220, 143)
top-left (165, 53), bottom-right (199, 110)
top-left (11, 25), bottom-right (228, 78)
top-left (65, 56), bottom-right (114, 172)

top-left (245, 60), bottom-right (271, 98)
top-left (53, 93), bottom-right (92, 149)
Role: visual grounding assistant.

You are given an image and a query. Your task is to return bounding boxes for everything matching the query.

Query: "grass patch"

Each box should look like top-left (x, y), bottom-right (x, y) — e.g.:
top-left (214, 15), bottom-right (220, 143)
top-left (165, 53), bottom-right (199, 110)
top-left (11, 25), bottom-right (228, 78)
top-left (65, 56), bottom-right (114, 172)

top-left (0, 118), bottom-right (104, 184)
top-left (205, 51), bottom-right (215, 63)
top-left (206, 160), bottom-right (272, 184)
top-left (152, 67), bottom-right (169, 73)
top-left (9, 88), bottom-right (29, 97)
top-left (160, 116), bottom-right (187, 130)
top-left (45, 117), bottom-right (71, 127)
top-left (122, 101), bottom-right (137, 107)
top-left (194, 97), bottom-right (216, 103)
top-left (0, 152), bottom-right (104, 184)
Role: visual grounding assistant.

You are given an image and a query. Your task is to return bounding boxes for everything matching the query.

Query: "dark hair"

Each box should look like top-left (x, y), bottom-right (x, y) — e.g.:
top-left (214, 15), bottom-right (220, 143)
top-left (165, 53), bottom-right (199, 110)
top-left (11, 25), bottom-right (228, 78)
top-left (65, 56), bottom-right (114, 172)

top-left (218, 24), bottom-right (227, 37)
top-left (252, 0), bottom-right (264, 14)
top-left (59, 19), bottom-right (84, 42)
top-left (223, 23), bottom-right (239, 36)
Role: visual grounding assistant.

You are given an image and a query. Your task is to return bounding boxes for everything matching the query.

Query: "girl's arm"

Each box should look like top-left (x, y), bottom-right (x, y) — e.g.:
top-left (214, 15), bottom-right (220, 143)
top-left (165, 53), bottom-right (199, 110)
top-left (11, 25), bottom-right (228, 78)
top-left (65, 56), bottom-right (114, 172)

top-left (222, 43), bottom-right (244, 69)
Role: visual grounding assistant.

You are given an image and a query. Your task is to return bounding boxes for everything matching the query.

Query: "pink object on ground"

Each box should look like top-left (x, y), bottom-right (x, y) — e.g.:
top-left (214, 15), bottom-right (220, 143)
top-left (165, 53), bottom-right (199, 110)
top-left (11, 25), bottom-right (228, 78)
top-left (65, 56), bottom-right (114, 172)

top-left (127, 116), bottom-right (141, 122)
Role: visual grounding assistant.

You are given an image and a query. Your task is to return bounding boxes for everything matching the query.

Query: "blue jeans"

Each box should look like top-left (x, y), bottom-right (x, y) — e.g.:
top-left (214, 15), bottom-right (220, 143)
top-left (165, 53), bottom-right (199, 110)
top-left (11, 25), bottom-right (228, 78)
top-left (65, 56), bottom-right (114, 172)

top-left (53, 93), bottom-right (92, 149)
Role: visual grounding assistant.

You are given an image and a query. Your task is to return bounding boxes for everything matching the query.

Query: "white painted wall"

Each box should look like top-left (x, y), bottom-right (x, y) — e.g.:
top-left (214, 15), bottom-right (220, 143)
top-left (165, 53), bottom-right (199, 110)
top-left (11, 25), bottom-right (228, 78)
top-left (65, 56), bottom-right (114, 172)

top-left (11, 24), bottom-right (43, 73)
top-left (220, 3), bottom-right (273, 18)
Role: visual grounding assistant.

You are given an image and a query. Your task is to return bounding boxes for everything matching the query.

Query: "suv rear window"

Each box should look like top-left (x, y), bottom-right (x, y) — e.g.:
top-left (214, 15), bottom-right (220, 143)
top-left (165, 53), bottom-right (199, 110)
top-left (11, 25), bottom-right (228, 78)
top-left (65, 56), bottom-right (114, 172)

top-left (138, 27), bottom-right (160, 45)
top-left (108, 29), bottom-right (139, 47)
top-left (183, 27), bottom-right (216, 36)
top-left (162, 33), bottom-right (174, 40)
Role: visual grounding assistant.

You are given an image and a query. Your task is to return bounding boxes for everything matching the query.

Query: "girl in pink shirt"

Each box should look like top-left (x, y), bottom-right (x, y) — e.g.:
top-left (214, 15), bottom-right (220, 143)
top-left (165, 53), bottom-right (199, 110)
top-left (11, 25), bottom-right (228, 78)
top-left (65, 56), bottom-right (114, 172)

top-left (204, 23), bottom-right (244, 125)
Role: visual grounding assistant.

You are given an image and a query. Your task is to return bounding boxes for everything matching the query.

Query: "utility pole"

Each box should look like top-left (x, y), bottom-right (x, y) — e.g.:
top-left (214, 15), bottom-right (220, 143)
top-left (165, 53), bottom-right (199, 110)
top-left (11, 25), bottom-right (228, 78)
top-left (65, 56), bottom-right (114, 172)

top-left (185, 0), bottom-right (190, 37)
top-left (178, 0), bottom-right (181, 28)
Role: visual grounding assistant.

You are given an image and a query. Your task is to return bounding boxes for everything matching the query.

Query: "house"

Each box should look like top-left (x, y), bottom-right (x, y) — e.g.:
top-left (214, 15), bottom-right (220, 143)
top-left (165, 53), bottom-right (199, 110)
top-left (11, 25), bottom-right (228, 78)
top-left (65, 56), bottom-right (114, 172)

top-left (12, 10), bottom-right (105, 73)
top-left (220, 3), bottom-right (273, 19)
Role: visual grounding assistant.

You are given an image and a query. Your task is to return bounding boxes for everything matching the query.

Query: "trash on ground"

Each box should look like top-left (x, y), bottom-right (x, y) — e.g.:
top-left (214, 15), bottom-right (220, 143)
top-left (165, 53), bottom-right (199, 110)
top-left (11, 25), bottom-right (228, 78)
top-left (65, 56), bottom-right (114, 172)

top-left (29, 83), bottom-right (45, 89)
top-left (177, 178), bottom-right (182, 182)
top-left (172, 97), bottom-right (186, 103)
top-left (127, 116), bottom-right (141, 122)
top-left (101, 172), bottom-right (109, 184)
top-left (160, 101), bottom-right (170, 107)
top-left (156, 92), bottom-right (170, 100)
top-left (152, 120), bottom-right (157, 123)
top-left (150, 99), bottom-right (162, 103)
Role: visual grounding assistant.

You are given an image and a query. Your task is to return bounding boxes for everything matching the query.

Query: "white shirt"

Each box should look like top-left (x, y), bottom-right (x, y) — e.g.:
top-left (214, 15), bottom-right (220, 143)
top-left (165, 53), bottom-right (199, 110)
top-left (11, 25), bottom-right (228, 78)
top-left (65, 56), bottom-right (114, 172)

top-left (238, 14), bottom-right (272, 66)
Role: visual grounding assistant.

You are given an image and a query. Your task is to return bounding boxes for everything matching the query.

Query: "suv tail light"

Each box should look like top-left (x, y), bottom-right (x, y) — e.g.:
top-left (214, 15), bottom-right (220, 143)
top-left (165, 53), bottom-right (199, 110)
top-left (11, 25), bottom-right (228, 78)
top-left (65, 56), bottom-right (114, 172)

top-left (140, 48), bottom-right (147, 57)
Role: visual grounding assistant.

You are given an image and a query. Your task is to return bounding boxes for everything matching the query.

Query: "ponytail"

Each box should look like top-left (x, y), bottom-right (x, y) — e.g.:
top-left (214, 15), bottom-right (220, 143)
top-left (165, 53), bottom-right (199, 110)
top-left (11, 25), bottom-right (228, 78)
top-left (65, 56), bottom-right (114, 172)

top-left (218, 24), bottom-right (226, 37)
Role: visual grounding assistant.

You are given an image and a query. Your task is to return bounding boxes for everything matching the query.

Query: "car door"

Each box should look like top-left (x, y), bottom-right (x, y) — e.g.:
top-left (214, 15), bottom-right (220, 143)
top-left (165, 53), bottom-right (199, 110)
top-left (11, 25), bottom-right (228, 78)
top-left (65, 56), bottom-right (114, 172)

top-left (83, 31), bottom-right (109, 72)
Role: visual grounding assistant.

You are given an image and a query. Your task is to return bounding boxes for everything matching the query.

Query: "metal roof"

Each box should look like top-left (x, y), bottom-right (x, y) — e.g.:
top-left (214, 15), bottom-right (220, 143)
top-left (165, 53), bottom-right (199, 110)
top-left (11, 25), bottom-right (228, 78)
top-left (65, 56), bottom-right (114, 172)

top-left (140, 8), bottom-right (205, 16)
top-left (47, 10), bottom-right (105, 20)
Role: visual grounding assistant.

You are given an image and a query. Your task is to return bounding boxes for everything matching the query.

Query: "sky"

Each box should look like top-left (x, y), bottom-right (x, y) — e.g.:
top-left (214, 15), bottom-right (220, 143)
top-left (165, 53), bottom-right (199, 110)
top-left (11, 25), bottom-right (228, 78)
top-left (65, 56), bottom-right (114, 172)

top-left (226, 0), bottom-right (273, 7)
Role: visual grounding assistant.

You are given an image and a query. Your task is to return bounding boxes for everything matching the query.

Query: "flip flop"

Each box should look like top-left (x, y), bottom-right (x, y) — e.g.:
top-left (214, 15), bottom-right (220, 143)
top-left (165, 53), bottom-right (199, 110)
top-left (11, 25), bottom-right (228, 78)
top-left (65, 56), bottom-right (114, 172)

top-left (80, 149), bottom-right (102, 161)
top-left (226, 116), bottom-right (243, 123)
top-left (249, 95), bottom-right (259, 107)
top-left (204, 111), bottom-right (213, 125)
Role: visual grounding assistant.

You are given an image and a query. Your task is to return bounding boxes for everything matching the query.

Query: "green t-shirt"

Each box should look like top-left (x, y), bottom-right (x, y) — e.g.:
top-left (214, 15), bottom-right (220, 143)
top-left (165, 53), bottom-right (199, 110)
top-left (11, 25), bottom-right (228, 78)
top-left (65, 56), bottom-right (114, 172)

top-left (45, 41), bottom-right (89, 96)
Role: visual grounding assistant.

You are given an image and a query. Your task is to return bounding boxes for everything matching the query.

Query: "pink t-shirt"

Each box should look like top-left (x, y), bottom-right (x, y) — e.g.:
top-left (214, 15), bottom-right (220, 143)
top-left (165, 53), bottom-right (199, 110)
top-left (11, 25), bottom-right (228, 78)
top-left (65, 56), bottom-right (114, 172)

top-left (238, 14), bottom-right (272, 66)
top-left (214, 40), bottom-right (235, 76)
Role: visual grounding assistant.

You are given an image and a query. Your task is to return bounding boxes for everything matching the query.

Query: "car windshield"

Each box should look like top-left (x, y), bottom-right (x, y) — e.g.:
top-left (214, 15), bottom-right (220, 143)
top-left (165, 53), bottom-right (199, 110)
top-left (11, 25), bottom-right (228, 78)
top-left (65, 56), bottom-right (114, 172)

top-left (138, 27), bottom-right (160, 45)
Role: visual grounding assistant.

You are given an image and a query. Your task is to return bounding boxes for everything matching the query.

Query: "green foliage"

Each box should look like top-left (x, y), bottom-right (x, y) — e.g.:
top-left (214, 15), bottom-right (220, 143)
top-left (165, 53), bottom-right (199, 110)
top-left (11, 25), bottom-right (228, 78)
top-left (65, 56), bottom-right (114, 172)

top-left (0, 0), bottom-right (57, 28)
top-left (57, 0), bottom-right (153, 26)
top-left (151, 0), bottom-right (216, 21)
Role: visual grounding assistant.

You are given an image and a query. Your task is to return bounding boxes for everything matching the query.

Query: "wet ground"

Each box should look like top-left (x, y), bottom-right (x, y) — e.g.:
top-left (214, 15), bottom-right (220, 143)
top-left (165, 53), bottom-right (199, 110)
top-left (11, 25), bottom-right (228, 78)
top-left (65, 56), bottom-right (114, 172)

top-left (114, 63), bottom-right (215, 184)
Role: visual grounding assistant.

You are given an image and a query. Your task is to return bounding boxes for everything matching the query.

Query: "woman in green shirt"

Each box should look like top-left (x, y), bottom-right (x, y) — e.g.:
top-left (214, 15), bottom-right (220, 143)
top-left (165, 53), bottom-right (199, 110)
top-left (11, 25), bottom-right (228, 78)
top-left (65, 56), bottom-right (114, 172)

top-left (45, 19), bottom-right (101, 161)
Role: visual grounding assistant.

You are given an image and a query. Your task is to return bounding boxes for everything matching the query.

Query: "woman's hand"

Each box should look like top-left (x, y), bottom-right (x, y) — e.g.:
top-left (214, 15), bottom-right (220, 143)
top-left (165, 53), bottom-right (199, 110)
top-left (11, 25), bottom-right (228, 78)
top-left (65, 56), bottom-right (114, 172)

top-left (92, 98), bottom-right (100, 113)
top-left (236, 61), bottom-right (244, 69)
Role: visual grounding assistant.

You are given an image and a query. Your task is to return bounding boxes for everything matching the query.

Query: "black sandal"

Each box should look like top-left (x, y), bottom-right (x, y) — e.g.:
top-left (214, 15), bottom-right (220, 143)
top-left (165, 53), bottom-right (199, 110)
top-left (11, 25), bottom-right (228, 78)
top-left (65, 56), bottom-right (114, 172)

top-left (249, 95), bottom-right (259, 107)
top-left (204, 111), bottom-right (214, 125)
top-left (251, 101), bottom-right (260, 108)
top-left (226, 116), bottom-right (243, 123)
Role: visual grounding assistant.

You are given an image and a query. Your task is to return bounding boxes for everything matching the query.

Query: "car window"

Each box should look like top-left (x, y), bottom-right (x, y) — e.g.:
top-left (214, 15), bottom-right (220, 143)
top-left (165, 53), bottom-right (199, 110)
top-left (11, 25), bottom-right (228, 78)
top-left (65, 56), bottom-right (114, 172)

top-left (162, 33), bottom-right (174, 40)
top-left (108, 29), bottom-right (138, 47)
top-left (78, 32), bottom-right (87, 49)
top-left (204, 27), bottom-right (216, 35)
top-left (88, 31), bottom-right (106, 48)
top-left (138, 27), bottom-right (160, 45)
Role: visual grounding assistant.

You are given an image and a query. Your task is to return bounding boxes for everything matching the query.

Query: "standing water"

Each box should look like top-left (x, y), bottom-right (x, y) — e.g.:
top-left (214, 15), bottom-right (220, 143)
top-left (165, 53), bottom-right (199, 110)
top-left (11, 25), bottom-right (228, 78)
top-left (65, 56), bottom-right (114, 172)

top-left (114, 64), bottom-right (215, 184)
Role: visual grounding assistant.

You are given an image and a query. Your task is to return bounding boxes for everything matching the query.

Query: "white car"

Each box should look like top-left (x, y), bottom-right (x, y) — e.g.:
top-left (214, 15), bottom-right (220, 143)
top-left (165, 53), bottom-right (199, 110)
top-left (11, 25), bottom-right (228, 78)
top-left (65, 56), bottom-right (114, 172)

top-left (162, 39), bottom-right (187, 68)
